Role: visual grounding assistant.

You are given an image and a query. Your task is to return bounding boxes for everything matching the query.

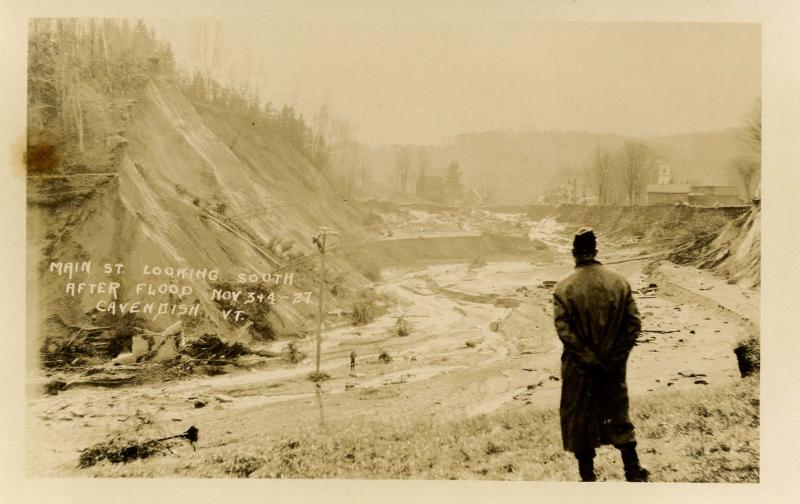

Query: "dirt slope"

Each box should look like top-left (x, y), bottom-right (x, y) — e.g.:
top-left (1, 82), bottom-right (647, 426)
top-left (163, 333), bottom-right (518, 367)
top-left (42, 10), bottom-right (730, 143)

top-left (691, 209), bottom-right (761, 288)
top-left (27, 77), bottom-right (367, 369)
top-left (527, 204), bottom-right (760, 289)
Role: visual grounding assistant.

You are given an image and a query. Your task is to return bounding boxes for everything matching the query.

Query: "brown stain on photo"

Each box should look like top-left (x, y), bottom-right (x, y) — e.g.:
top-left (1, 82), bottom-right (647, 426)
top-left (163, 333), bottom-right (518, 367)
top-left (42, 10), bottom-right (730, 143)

top-left (10, 132), bottom-right (63, 178)
top-left (25, 142), bottom-right (60, 175)
top-left (9, 132), bottom-right (28, 179)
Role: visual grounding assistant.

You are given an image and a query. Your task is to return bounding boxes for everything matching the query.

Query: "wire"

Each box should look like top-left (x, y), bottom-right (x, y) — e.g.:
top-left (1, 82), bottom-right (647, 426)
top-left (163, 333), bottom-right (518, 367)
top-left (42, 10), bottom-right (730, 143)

top-left (225, 204), bottom-right (287, 221)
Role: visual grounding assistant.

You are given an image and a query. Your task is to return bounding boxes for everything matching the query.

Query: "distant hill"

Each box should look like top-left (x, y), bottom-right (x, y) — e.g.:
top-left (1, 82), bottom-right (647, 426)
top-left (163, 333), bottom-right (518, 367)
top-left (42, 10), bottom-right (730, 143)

top-left (360, 128), bottom-right (746, 205)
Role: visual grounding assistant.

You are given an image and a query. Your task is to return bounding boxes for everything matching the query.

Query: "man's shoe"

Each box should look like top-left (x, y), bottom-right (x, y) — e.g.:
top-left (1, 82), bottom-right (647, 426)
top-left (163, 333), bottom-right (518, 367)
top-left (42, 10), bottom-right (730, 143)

top-left (618, 442), bottom-right (649, 482)
top-left (624, 465), bottom-right (649, 482)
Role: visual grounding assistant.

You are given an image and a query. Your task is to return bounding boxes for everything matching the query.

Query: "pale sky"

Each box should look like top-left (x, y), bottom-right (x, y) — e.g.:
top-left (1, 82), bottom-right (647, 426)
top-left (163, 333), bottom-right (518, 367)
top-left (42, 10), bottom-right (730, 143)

top-left (154, 14), bottom-right (760, 145)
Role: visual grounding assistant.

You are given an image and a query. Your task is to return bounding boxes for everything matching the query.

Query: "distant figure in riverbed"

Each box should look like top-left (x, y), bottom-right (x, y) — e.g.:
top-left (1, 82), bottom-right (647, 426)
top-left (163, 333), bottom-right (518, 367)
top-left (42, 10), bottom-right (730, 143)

top-left (349, 350), bottom-right (356, 372)
top-left (553, 228), bottom-right (649, 482)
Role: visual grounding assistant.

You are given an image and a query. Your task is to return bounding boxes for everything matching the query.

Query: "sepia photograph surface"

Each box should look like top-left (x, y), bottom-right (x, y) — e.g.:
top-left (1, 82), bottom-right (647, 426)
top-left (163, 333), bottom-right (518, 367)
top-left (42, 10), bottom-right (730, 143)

top-left (14, 4), bottom-right (773, 489)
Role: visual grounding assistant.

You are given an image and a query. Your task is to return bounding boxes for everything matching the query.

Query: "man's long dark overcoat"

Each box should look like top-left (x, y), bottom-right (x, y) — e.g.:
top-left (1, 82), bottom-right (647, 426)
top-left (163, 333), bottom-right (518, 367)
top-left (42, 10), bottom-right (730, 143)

top-left (553, 259), bottom-right (641, 454)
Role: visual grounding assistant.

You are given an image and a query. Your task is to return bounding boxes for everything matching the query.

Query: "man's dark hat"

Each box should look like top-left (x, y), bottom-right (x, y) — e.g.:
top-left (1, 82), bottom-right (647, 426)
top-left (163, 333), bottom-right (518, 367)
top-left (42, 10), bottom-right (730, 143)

top-left (573, 228), bottom-right (596, 252)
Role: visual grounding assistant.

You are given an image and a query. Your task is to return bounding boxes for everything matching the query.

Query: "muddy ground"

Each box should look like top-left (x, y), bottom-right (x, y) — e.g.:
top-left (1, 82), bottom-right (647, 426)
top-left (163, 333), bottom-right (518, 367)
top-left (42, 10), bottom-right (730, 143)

top-left (26, 220), bottom-right (758, 477)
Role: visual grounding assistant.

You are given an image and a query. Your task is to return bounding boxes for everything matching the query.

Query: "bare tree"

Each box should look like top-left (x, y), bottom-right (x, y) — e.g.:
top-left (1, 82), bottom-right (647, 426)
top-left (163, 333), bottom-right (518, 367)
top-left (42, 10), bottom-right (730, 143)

top-left (395, 147), bottom-right (411, 195)
top-left (591, 146), bottom-right (613, 205)
top-left (619, 141), bottom-right (651, 205)
top-left (731, 100), bottom-right (761, 199)
top-left (190, 20), bottom-right (225, 99)
top-left (358, 147), bottom-right (371, 187)
top-left (743, 99), bottom-right (761, 157)
top-left (415, 148), bottom-right (430, 199)
top-left (313, 102), bottom-right (332, 156)
top-left (730, 157), bottom-right (759, 200)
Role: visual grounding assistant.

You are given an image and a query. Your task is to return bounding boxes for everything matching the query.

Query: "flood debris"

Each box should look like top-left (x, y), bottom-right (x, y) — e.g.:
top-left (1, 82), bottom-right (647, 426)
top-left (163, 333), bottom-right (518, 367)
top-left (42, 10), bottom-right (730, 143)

top-left (308, 371), bottom-right (331, 382)
top-left (678, 372), bottom-right (707, 378)
top-left (41, 315), bottom-right (117, 368)
top-left (44, 379), bottom-right (67, 395)
top-left (78, 425), bottom-right (199, 468)
top-left (111, 321), bottom-right (184, 365)
top-left (44, 368), bottom-right (138, 394)
top-left (181, 333), bottom-right (250, 361)
top-left (66, 372), bottom-right (137, 389)
top-left (514, 286), bottom-right (535, 298)
top-left (395, 316), bottom-right (411, 337)
top-left (639, 283), bottom-right (659, 295)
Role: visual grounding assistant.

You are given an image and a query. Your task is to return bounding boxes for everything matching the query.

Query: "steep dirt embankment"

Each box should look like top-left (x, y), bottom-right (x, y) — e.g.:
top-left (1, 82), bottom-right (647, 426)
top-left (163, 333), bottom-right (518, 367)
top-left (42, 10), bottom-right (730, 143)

top-left (528, 204), bottom-right (748, 241)
top-left (527, 204), bottom-right (760, 288)
top-left (27, 77), bottom-right (368, 367)
top-left (686, 209), bottom-right (761, 288)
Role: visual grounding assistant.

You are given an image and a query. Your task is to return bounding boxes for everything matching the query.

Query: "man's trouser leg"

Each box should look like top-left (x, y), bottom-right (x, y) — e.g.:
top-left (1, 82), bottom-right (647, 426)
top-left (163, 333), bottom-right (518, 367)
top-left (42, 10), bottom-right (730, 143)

top-left (574, 448), bottom-right (596, 482)
top-left (616, 442), bottom-right (649, 482)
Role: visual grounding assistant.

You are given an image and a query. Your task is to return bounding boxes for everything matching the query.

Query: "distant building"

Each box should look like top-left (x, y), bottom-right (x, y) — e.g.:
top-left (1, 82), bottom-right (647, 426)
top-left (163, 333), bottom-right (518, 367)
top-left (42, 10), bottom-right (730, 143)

top-left (646, 184), bottom-right (690, 205)
top-left (688, 186), bottom-right (744, 206)
top-left (417, 176), bottom-right (445, 204)
top-left (656, 160), bottom-right (673, 185)
top-left (540, 178), bottom-right (595, 205)
top-left (646, 184), bottom-right (745, 206)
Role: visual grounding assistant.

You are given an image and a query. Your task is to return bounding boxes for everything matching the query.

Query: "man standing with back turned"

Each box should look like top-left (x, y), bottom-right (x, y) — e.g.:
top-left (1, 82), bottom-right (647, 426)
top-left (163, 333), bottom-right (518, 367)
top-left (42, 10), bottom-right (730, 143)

top-left (553, 228), bottom-right (649, 482)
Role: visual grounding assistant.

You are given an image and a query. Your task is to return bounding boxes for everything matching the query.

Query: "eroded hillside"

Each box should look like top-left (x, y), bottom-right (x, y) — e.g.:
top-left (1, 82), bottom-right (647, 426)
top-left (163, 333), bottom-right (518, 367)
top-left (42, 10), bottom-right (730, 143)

top-left (28, 77), bottom-right (370, 370)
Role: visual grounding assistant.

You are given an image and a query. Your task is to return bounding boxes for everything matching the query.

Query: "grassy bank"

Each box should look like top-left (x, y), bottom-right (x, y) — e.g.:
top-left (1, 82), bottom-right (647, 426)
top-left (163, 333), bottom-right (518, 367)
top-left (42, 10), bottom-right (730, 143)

top-left (85, 376), bottom-right (758, 481)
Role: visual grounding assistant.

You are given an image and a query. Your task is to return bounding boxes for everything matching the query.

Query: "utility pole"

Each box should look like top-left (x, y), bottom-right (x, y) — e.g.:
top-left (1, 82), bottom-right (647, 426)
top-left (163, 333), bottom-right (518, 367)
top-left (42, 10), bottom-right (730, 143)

top-left (312, 227), bottom-right (335, 375)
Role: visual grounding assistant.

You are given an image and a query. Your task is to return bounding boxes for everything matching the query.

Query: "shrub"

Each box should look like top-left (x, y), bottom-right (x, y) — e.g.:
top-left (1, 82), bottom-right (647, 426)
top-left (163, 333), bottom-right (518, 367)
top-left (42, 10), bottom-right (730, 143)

top-left (223, 455), bottom-right (266, 478)
top-left (211, 281), bottom-right (275, 340)
top-left (350, 288), bottom-right (386, 326)
top-left (182, 333), bottom-right (250, 360)
top-left (395, 316), bottom-right (411, 337)
top-left (734, 333), bottom-right (760, 377)
top-left (285, 342), bottom-right (305, 364)
top-left (468, 256), bottom-right (487, 269)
